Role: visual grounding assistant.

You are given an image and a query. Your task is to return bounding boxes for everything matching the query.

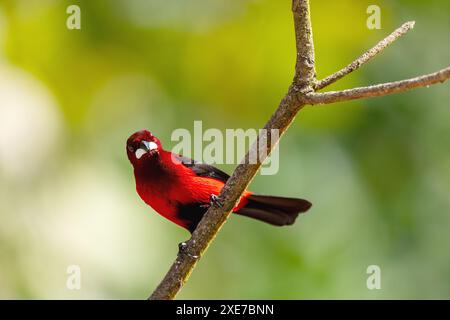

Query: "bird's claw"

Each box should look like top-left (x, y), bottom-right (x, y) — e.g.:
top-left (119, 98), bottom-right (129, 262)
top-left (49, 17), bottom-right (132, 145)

top-left (178, 241), bottom-right (199, 259)
top-left (199, 195), bottom-right (223, 210)
top-left (210, 194), bottom-right (224, 208)
top-left (178, 241), bottom-right (188, 252)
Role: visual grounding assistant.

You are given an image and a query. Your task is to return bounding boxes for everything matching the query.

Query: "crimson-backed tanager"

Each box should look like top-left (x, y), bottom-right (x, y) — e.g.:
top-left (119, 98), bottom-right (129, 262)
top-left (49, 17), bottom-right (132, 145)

top-left (126, 130), bottom-right (312, 233)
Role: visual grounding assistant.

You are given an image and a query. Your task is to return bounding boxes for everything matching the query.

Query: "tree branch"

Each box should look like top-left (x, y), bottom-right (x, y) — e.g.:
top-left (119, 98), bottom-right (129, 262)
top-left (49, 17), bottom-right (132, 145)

top-left (293, 0), bottom-right (316, 88)
top-left (314, 21), bottom-right (416, 90)
top-left (306, 67), bottom-right (450, 105)
top-left (149, 0), bottom-right (315, 300)
top-left (149, 1), bottom-right (449, 300)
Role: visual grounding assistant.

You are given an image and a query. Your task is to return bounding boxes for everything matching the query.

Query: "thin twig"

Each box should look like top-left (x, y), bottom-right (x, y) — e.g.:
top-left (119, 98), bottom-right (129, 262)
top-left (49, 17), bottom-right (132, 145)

top-left (306, 67), bottom-right (450, 105)
top-left (314, 21), bottom-right (415, 90)
top-left (293, 0), bottom-right (316, 88)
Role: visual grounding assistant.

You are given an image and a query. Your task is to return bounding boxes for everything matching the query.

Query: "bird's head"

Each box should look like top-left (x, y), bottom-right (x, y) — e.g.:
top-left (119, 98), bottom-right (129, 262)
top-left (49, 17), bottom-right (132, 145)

top-left (126, 130), bottom-right (162, 166)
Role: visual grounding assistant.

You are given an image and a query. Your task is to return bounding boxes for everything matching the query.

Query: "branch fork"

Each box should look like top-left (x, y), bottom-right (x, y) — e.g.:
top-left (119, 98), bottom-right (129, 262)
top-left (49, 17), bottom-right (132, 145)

top-left (149, 0), bottom-right (450, 300)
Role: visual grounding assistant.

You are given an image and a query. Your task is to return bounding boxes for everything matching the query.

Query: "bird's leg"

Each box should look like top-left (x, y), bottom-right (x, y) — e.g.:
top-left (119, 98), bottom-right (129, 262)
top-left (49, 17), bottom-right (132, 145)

top-left (199, 194), bottom-right (223, 209)
top-left (210, 194), bottom-right (224, 208)
top-left (178, 240), bottom-right (199, 259)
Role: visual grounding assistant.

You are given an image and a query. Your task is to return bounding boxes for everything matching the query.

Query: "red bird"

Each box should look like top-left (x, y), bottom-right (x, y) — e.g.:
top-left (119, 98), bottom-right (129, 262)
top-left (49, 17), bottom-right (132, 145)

top-left (126, 130), bottom-right (312, 233)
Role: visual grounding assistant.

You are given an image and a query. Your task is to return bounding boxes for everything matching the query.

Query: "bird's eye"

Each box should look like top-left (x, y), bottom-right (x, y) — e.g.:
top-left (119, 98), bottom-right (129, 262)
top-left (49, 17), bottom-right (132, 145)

top-left (127, 145), bottom-right (134, 152)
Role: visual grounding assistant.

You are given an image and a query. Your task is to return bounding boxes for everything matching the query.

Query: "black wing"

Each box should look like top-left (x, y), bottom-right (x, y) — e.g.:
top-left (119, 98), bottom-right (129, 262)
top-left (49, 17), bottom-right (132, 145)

top-left (174, 154), bottom-right (230, 183)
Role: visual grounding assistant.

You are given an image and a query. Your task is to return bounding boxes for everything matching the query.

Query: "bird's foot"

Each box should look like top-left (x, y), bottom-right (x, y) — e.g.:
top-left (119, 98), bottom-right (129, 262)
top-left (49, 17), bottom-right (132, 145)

top-left (199, 194), bottom-right (223, 209)
top-left (210, 194), bottom-right (224, 208)
top-left (178, 241), bottom-right (199, 260)
top-left (178, 241), bottom-right (188, 252)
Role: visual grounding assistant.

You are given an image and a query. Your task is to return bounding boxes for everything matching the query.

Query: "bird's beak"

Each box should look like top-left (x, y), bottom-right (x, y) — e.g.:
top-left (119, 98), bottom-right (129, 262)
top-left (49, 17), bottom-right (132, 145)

top-left (140, 140), bottom-right (151, 151)
top-left (135, 140), bottom-right (158, 159)
top-left (141, 140), bottom-right (158, 152)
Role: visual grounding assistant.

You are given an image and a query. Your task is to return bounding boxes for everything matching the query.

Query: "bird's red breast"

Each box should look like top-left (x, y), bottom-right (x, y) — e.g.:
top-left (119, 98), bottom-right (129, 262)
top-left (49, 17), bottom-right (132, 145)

top-left (128, 134), bottom-right (250, 231)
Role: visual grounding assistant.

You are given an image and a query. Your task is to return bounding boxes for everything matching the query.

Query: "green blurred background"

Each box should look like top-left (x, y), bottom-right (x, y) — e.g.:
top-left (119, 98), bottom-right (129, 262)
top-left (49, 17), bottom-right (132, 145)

top-left (0, 0), bottom-right (449, 299)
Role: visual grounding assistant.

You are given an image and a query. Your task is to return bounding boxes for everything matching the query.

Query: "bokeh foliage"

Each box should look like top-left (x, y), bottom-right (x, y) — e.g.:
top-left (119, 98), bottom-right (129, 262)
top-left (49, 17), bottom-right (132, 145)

top-left (0, 0), bottom-right (449, 299)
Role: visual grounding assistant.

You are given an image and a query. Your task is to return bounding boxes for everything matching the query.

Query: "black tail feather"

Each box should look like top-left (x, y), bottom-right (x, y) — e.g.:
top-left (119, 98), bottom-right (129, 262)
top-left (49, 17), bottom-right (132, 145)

top-left (236, 194), bottom-right (312, 226)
